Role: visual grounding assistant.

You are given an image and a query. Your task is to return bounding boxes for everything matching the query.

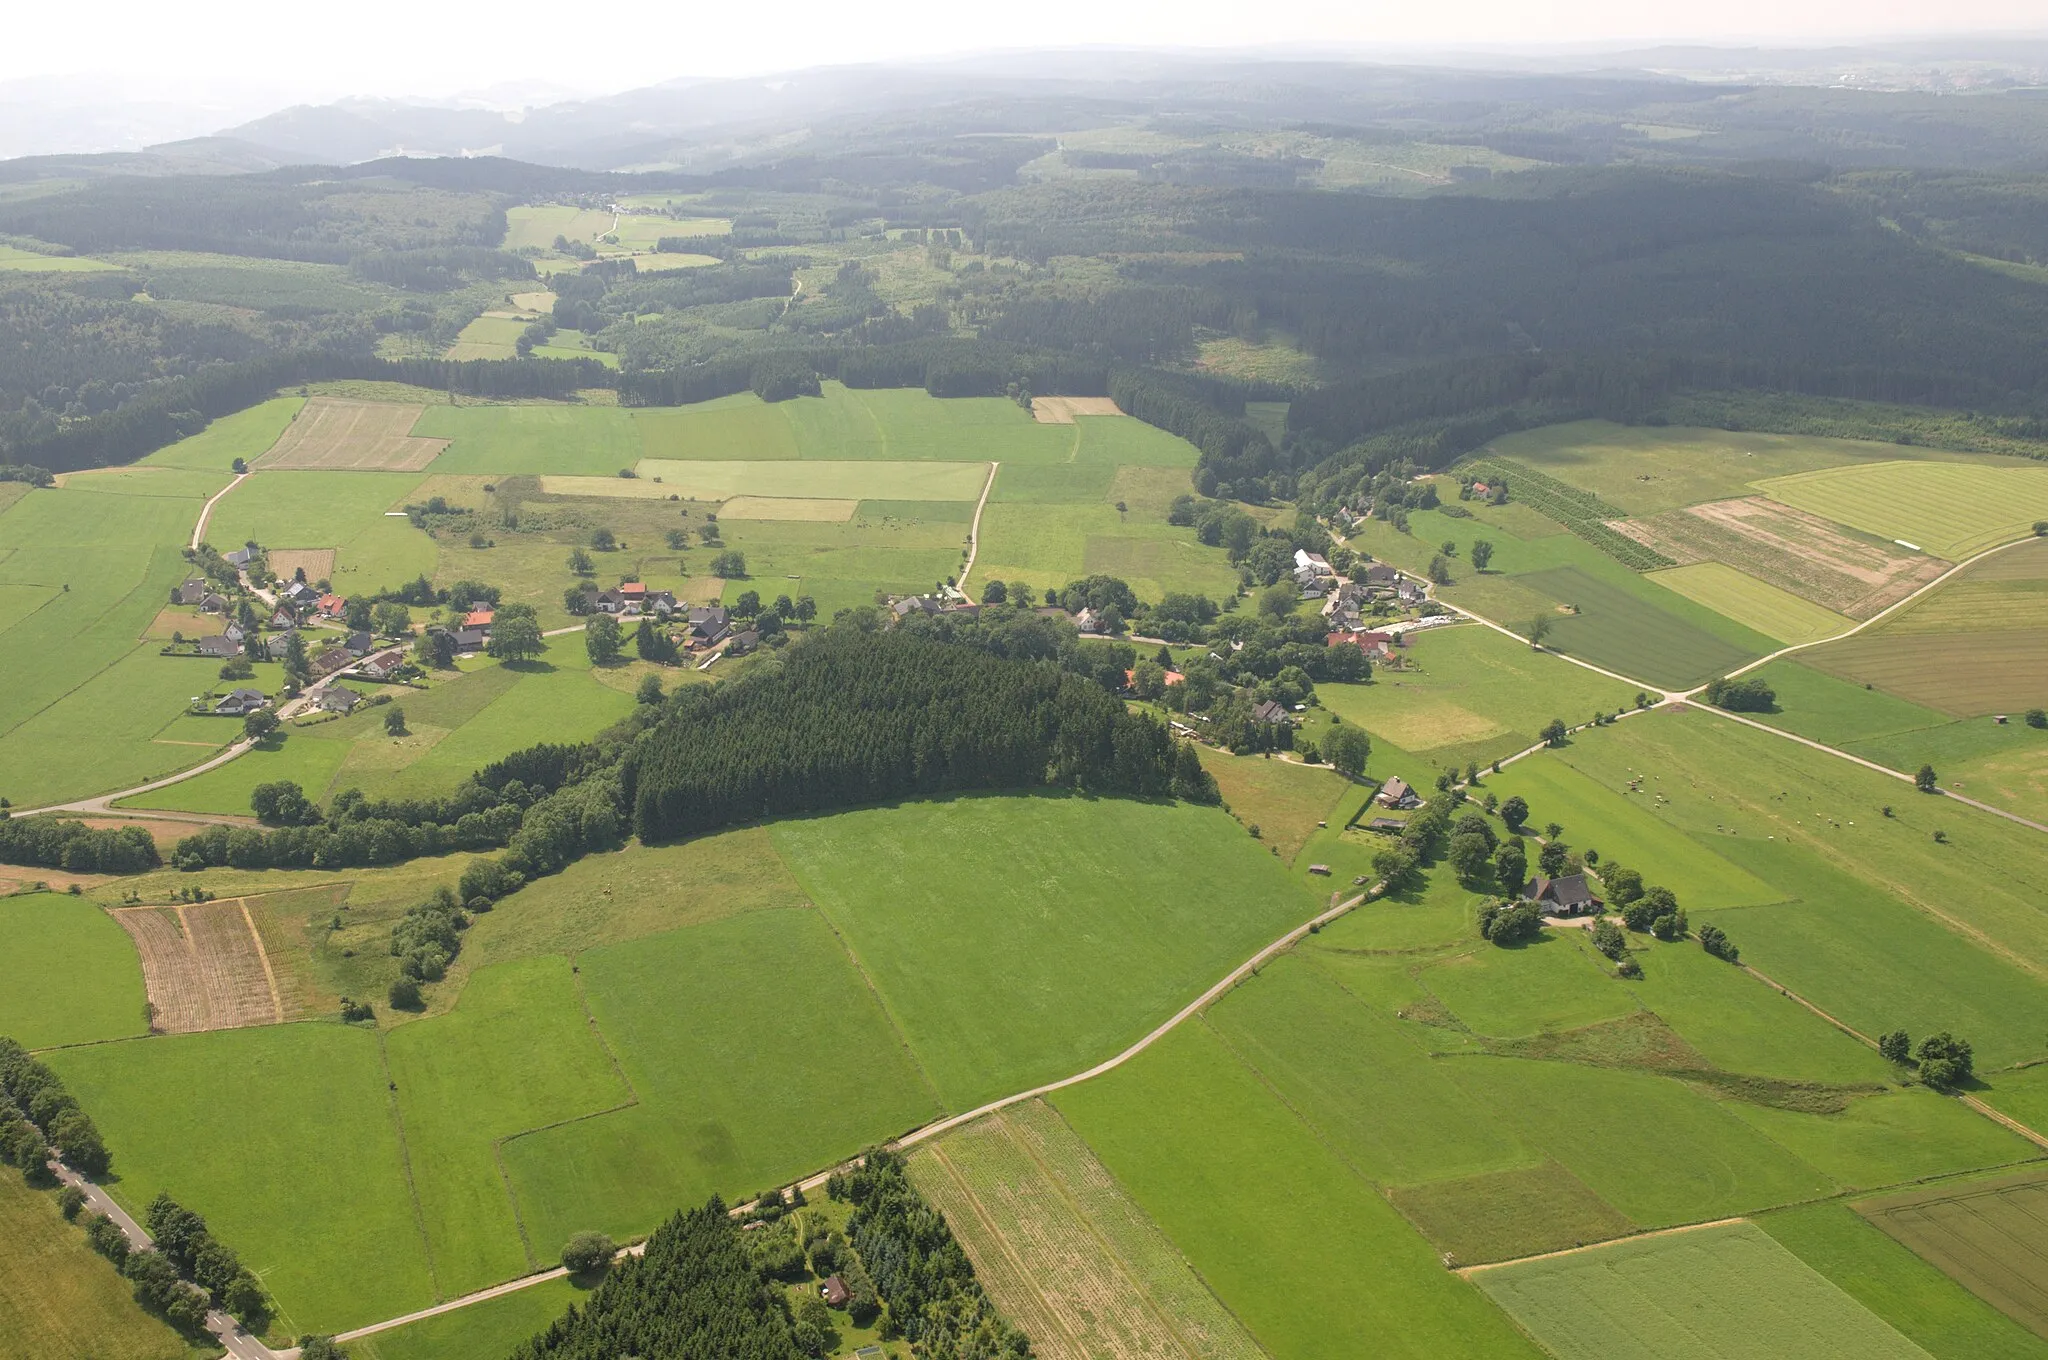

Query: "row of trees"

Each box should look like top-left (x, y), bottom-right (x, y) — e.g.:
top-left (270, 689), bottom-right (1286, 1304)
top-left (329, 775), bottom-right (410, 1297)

top-left (144, 1192), bottom-right (269, 1327)
top-left (0, 816), bottom-right (161, 873)
top-left (0, 1035), bottom-right (111, 1176)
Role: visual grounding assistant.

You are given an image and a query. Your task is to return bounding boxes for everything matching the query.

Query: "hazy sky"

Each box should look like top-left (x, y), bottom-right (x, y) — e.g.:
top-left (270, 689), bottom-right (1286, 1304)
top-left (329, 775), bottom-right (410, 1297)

top-left (5, 0), bottom-right (2044, 100)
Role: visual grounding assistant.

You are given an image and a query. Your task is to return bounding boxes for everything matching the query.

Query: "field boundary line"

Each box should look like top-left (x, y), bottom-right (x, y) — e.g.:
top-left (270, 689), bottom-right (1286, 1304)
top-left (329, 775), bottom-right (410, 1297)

top-left (1454, 1216), bottom-right (1749, 1276)
top-left (1959, 1095), bottom-right (2048, 1152)
top-left (992, 1105), bottom-right (1223, 1360)
top-left (238, 898), bottom-right (285, 1024)
top-left (804, 901), bottom-right (950, 1117)
top-left (376, 1034), bottom-right (445, 1303)
top-left (959, 461), bottom-right (999, 597)
top-left (925, 1140), bottom-right (1090, 1358)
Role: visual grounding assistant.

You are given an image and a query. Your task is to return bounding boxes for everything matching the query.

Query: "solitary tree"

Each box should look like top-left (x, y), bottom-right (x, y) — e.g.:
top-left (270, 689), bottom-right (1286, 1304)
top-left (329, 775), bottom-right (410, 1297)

top-left (242, 709), bottom-right (278, 742)
top-left (1540, 718), bottom-right (1568, 747)
top-left (1538, 840), bottom-right (1570, 877)
top-left (589, 528), bottom-right (617, 552)
top-left (636, 673), bottom-right (664, 705)
top-left (1877, 1030), bottom-right (1912, 1064)
top-left (1495, 839), bottom-right (1528, 890)
top-left (1322, 724), bottom-right (1371, 778)
top-left (567, 547), bottom-right (595, 575)
top-left (1915, 764), bottom-right (1939, 793)
top-left (1528, 614), bottom-right (1551, 646)
top-left (584, 613), bottom-right (623, 665)
top-left (711, 550), bottom-right (748, 578)
top-left (1698, 923), bottom-right (1739, 961)
top-left (1428, 554), bottom-right (1453, 585)
top-left (384, 706), bottom-right (407, 737)
top-left (1471, 540), bottom-right (1494, 571)
top-left (1500, 795), bottom-right (1530, 829)
top-left (561, 1231), bottom-right (615, 1274)
top-left (1916, 1032), bottom-right (1974, 1088)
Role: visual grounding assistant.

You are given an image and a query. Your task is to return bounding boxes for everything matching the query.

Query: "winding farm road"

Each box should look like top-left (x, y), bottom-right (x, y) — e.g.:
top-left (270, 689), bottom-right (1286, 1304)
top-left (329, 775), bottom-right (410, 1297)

top-left (190, 471), bottom-right (249, 552)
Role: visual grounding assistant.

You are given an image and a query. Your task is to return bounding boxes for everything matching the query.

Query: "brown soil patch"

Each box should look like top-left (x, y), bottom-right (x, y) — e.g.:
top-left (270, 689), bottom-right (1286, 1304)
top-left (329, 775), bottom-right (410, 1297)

top-left (118, 900), bottom-right (282, 1033)
top-left (0, 867), bottom-right (112, 894)
top-left (1630, 496), bottom-right (1949, 618)
top-left (257, 398), bottom-right (448, 471)
top-left (1031, 396), bottom-right (1125, 424)
top-left (267, 548), bottom-right (337, 584)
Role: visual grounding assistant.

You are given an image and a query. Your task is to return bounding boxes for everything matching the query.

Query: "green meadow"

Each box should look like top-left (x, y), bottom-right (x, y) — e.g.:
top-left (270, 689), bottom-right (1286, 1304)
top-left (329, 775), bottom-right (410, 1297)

top-left (1315, 623), bottom-right (1640, 766)
top-left (1760, 1202), bottom-right (2048, 1360)
top-left (46, 1024), bottom-right (436, 1337)
top-left (0, 1170), bottom-right (200, 1360)
top-left (1474, 1220), bottom-right (1931, 1360)
top-left (386, 956), bottom-right (631, 1296)
top-left (350, 1275), bottom-right (586, 1360)
top-left (1473, 420), bottom-right (1932, 517)
top-left (1052, 1022), bottom-right (1545, 1359)
top-left (1757, 459), bottom-right (2048, 560)
top-left (0, 894), bottom-right (149, 1049)
top-left (498, 907), bottom-right (942, 1252)
top-left (0, 456), bottom-right (238, 806)
top-left (206, 470), bottom-right (436, 592)
top-left (771, 793), bottom-right (1322, 1109)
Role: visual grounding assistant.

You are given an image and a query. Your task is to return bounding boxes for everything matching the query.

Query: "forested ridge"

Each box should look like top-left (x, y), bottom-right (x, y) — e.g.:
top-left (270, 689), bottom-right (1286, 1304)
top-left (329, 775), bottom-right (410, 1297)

top-left (631, 630), bottom-right (1216, 842)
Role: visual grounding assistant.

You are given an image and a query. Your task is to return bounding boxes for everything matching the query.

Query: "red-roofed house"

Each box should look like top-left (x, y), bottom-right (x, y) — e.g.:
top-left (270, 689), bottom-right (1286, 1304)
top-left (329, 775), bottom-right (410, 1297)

top-left (464, 609), bottom-right (495, 630)
top-left (1327, 630), bottom-right (1396, 658)
top-left (618, 581), bottom-right (646, 599)
top-left (317, 594), bottom-right (346, 619)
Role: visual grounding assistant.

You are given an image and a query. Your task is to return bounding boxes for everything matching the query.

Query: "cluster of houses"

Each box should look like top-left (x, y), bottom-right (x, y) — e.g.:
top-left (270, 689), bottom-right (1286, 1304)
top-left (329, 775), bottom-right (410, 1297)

top-left (1365, 768), bottom-right (1606, 919)
top-left (580, 582), bottom-right (681, 617)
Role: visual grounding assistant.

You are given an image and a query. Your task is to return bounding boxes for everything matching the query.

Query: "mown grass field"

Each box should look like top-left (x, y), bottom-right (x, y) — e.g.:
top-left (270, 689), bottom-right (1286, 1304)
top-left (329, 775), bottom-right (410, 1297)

top-left (1473, 1220), bottom-right (1932, 1360)
top-left (1310, 623), bottom-right (1640, 772)
top-left (0, 893), bottom-right (148, 1048)
top-left (1521, 712), bottom-right (2048, 1066)
top-left (1476, 419), bottom-right (1973, 517)
top-left (1649, 561), bottom-right (1855, 644)
top-left (385, 957), bottom-right (631, 1297)
top-left (1483, 748), bottom-right (1785, 909)
top-left (1857, 1168), bottom-right (2048, 1339)
top-left (1052, 1023), bottom-right (1545, 1359)
top-left (351, 1274), bottom-right (586, 1360)
top-left (0, 244), bottom-right (121, 271)
top-left (1761, 1202), bottom-right (2048, 1360)
top-left (498, 907), bottom-right (942, 1252)
top-left (0, 1171), bottom-right (203, 1360)
top-left (622, 458), bottom-right (990, 500)
top-left (913, 1101), bottom-right (1266, 1360)
top-left (46, 1023), bottom-right (436, 1336)
top-left (444, 314), bottom-right (526, 361)
top-left (206, 469), bottom-right (436, 594)
top-left (1757, 460), bottom-right (2048, 560)
top-left (0, 462), bottom-right (239, 806)
top-left (772, 794), bottom-right (1321, 1110)
top-left (1195, 748), bottom-right (1351, 865)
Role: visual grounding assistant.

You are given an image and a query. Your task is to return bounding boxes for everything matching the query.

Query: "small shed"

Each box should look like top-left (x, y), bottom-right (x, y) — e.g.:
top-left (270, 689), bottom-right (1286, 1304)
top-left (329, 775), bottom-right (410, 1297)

top-left (821, 1275), bottom-right (850, 1307)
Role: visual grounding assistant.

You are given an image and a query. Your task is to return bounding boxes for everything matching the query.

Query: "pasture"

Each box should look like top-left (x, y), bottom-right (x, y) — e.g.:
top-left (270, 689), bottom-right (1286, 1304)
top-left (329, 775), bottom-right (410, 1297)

top-left (1632, 497), bottom-right (1948, 619)
top-left (205, 470), bottom-right (435, 593)
top-left (1516, 565), bottom-right (1768, 686)
top-left (1803, 633), bottom-right (2048, 716)
top-left (1648, 561), bottom-right (1854, 644)
top-left (444, 315), bottom-right (526, 361)
top-left (1761, 1202), bottom-right (2048, 1360)
top-left (1478, 419), bottom-right (1985, 517)
top-left (386, 956), bottom-right (632, 1296)
top-left (0, 1171), bottom-right (197, 1360)
top-left (256, 398), bottom-right (448, 471)
top-left (1052, 1023), bottom-right (1545, 1359)
top-left (770, 793), bottom-right (1321, 1110)
top-left (1525, 713), bottom-right (2048, 1065)
top-left (350, 1275), bottom-right (585, 1360)
top-left (501, 205), bottom-right (617, 252)
top-left (0, 244), bottom-right (119, 271)
top-left (497, 908), bottom-right (941, 1253)
top-left (611, 459), bottom-right (990, 501)
top-left (1473, 1220), bottom-right (1932, 1360)
top-left (0, 477), bottom-right (234, 807)
top-left (1483, 750), bottom-right (1784, 909)
top-left (1857, 1169), bottom-right (2048, 1339)
top-left (1389, 1163), bottom-right (1633, 1266)
top-left (1756, 460), bottom-right (2048, 560)
top-left (913, 1101), bottom-right (1266, 1360)
top-left (1195, 748), bottom-right (1351, 864)
top-left (1312, 622), bottom-right (1640, 770)
top-left (140, 399), bottom-right (305, 472)
top-left (0, 892), bottom-right (147, 1048)
top-left (46, 1023), bottom-right (436, 1336)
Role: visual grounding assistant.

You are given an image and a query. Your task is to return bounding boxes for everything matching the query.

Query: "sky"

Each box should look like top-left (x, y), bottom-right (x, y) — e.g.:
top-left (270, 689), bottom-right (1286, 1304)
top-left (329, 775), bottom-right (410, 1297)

top-left (5, 0), bottom-right (2045, 102)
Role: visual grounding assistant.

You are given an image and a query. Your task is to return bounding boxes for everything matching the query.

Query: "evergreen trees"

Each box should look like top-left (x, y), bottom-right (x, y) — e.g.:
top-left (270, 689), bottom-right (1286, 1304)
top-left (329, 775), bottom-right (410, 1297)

top-left (510, 1198), bottom-right (803, 1360)
top-left (633, 631), bottom-right (1216, 843)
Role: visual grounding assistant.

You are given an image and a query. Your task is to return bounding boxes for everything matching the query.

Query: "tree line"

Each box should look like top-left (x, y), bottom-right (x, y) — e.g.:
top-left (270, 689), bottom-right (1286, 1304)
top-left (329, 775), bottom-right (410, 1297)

top-left (0, 816), bottom-right (162, 874)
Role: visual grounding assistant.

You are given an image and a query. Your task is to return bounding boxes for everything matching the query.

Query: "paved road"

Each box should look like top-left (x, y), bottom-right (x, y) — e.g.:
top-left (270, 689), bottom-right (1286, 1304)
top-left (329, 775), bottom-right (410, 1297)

top-left (47, 1157), bottom-right (279, 1360)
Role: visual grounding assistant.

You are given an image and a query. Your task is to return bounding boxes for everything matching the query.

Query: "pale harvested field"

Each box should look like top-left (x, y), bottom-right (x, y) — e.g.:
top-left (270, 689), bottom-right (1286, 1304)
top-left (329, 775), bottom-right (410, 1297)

top-left (117, 901), bottom-right (281, 1033)
top-left (1032, 396), bottom-right (1126, 424)
top-left (911, 1100), bottom-right (1266, 1360)
top-left (718, 496), bottom-right (859, 522)
top-left (1627, 497), bottom-right (1949, 619)
top-left (257, 398), bottom-right (449, 472)
top-left (267, 548), bottom-right (337, 583)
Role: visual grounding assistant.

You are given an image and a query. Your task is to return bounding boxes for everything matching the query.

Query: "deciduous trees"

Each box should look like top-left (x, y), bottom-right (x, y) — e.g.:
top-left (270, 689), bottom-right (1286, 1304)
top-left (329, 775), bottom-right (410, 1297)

top-left (585, 613), bottom-right (623, 665)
